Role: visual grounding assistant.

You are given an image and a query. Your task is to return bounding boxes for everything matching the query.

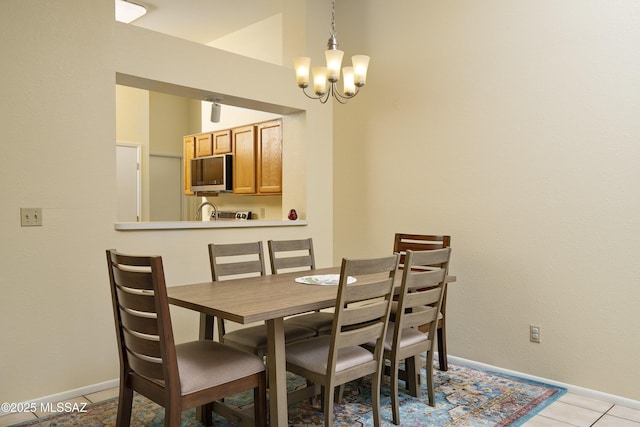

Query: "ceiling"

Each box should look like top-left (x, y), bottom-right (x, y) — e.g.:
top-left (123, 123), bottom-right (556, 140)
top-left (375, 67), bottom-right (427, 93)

top-left (128, 0), bottom-right (284, 45)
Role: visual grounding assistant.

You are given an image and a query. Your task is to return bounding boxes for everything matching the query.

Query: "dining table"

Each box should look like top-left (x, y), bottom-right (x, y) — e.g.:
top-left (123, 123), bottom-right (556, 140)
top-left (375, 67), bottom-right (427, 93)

top-left (167, 266), bottom-right (456, 426)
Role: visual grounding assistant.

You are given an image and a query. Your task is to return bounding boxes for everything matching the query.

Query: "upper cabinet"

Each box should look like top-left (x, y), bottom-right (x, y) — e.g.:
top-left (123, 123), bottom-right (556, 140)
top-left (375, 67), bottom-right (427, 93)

top-left (232, 125), bottom-right (257, 194)
top-left (195, 133), bottom-right (212, 157)
top-left (183, 119), bottom-right (282, 196)
top-left (256, 120), bottom-right (282, 194)
top-left (212, 129), bottom-right (232, 154)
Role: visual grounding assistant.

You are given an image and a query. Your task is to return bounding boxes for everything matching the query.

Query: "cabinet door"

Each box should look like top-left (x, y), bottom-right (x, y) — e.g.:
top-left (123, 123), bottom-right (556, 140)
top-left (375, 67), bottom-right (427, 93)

top-left (232, 125), bottom-right (256, 194)
top-left (213, 129), bottom-right (232, 154)
top-left (257, 120), bottom-right (282, 194)
top-left (195, 133), bottom-right (213, 157)
top-left (183, 136), bottom-right (195, 195)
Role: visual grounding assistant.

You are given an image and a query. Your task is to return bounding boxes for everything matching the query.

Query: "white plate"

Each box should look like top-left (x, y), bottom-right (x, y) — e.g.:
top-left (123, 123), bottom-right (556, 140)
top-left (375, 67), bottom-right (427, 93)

top-left (295, 274), bottom-right (357, 286)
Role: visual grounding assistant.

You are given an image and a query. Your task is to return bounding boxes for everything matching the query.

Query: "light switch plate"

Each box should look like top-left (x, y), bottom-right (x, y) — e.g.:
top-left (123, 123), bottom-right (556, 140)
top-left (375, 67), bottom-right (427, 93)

top-left (21, 208), bottom-right (43, 227)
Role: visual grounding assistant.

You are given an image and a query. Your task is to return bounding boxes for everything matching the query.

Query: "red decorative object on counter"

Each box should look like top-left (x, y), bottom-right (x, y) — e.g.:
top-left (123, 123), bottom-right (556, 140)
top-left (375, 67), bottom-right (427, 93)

top-left (288, 209), bottom-right (298, 220)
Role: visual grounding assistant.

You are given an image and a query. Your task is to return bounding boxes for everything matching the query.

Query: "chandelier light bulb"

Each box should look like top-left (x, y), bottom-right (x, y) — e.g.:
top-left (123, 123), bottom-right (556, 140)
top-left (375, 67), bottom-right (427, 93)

top-left (293, 57), bottom-right (311, 88)
top-left (312, 67), bottom-right (328, 96)
top-left (342, 67), bottom-right (355, 96)
top-left (352, 55), bottom-right (370, 87)
top-left (325, 49), bottom-right (344, 82)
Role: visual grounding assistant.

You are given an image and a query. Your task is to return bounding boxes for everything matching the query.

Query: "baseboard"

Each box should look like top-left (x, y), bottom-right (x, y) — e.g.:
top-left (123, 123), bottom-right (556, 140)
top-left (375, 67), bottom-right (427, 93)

top-left (448, 354), bottom-right (640, 411)
top-left (1, 378), bottom-right (120, 416)
top-left (7, 356), bottom-right (640, 416)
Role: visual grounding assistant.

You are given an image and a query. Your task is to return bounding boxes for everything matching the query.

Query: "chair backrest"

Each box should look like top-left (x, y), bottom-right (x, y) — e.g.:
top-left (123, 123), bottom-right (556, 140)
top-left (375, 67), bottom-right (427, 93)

top-left (106, 250), bottom-right (178, 391)
top-left (267, 238), bottom-right (315, 274)
top-left (208, 242), bottom-right (266, 338)
top-left (208, 241), bottom-right (266, 281)
top-left (328, 254), bottom-right (399, 382)
top-left (393, 248), bottom-right (451, 350)
top-left (393, 234), bottom-right (451, 268)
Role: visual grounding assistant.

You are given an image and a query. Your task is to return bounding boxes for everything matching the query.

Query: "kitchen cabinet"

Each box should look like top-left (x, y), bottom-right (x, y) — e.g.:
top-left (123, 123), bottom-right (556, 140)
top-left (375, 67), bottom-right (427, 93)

top-left (212, 129), bottom-right (232, 154)
top-left (195, 133), bottom-right (212, 157)
top-left (232, 120), bottom-right (282, 195)
top-left (183, 136), bottom-right (195, 195)
top-left (184, 119), bottom-right (282, 196)
top-left (256, 120), bottom-right (282, 194)
top-left (232, 125), bottom-right (257, 194)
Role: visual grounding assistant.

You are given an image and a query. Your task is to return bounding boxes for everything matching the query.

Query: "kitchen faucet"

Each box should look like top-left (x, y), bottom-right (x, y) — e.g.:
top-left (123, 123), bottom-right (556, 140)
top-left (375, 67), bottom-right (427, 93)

top-left (195, 201), bottom-right (218, 221)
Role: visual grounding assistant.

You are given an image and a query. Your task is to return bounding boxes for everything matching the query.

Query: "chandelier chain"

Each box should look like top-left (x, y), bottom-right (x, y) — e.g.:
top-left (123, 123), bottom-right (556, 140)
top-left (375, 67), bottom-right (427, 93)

top-left (330, 0), bottom-right (336, 37)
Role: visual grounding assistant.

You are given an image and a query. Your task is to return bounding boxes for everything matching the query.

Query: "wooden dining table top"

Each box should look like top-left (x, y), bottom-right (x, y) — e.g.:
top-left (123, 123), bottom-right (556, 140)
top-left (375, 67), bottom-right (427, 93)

top-left (167, 267), bottom-right (456, 325)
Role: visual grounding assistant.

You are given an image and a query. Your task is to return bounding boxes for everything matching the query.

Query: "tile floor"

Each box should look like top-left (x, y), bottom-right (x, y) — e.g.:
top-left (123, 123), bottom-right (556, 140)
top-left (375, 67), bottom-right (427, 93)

top-left (1, 387), bottom-right (639, 426)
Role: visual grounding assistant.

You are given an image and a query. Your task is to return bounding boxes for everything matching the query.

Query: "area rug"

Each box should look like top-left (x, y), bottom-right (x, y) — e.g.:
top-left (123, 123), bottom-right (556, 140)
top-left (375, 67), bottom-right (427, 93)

top-left (13, 360), bottom-right (565, 426)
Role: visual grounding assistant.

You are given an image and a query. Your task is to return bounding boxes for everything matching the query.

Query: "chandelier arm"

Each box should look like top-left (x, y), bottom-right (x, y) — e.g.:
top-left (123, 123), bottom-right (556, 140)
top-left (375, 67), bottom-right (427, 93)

top-left (331, 84), bottom-right (360, 102)
top-left (301, 87), bottom-right (331, 104)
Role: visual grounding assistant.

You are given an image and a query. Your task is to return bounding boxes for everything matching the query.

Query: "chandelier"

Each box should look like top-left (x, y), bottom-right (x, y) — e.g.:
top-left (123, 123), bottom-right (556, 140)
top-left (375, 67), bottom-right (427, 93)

top-left (293, 0), bottom-right (370, 104)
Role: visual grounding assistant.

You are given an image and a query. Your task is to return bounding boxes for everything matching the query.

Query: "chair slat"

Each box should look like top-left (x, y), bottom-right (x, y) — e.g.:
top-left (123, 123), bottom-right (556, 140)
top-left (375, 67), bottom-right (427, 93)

top-left (272, 255), bottom-right (313, 271)
top-left (120, 308), bottom-right (159, 335)
top-left (268, 238), bottom-right (316, 273)
top-left (345, 279), bottom-right (394, 303)
top-left (112, 268), bottom-right (153, 290)
top-left (341, 300), bottom-right (389, 327)
top-left (116, 286), bottom-right (156, 313)
top-left (125, 350), bottom-right (164, 380)
top-left (337, 322), bottom-right (385, 348)
top-left (123, 328), bottom-right (162, 358)
top-left (215, 260), bottom-right (264, 278)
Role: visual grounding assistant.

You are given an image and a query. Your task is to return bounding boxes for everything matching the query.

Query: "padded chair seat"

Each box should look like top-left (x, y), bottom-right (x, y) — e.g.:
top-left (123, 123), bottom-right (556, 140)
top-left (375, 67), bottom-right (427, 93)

top-left (175, 340), bottom-right (265, 394)
top-left (223, 324), bottom-right (315, 351)
top-left (286, 335), bottom-right (374, 375)
top-left (285, 312), bottom-right (335, 334)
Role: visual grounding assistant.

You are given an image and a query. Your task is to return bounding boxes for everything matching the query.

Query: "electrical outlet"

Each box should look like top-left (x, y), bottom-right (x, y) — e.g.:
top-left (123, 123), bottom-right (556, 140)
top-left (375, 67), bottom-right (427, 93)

top-left (20, 208), bottom-right (43, 227)
top-left (530, 325), bottom-right (541, 343)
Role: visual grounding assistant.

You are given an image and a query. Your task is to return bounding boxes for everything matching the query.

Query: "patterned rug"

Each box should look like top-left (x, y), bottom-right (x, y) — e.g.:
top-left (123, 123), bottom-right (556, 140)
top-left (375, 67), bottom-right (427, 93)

top-left (13, 360), bottom-right (565, 426)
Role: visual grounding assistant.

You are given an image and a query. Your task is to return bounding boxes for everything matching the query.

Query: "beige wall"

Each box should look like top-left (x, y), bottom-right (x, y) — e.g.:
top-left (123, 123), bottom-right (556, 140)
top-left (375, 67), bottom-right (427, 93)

top-left (0, 0), bottom-right (331, 403)
top-left (333, 0), bottom-right (640, 400)
top-left (2, 0), bottom-right (639, 406)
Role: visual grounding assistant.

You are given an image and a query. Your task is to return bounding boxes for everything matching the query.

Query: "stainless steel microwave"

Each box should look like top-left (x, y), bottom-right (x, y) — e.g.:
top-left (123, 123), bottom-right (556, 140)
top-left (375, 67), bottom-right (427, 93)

top-left (190, 154), bottom-right (233, 193)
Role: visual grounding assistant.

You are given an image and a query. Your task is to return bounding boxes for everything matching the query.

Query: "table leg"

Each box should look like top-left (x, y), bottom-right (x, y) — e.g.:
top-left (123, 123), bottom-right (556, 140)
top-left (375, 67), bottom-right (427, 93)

top-left (196, 314), bottom-right (215, 424)
top-left (266, 317), bottom-right (287, 426)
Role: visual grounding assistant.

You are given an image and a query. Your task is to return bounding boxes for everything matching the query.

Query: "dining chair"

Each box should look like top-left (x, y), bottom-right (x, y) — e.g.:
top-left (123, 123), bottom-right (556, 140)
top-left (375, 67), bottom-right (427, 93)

top-left (367, 248), bottom-right (451, 425)
top-left (208, 241), bottom-right (315, 357)
top-left (393, 233), bottom-right (452, 371)
top-left (268, 238), bottom-right (335, 336)
top-left (285, 254), bottom-right (400, 427)
top-left (106, 249), bottom-right (267, 427)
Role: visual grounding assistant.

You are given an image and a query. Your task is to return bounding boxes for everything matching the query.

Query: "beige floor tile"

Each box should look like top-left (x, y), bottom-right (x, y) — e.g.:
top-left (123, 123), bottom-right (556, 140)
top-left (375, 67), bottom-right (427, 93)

top-left (522, 414), bottom-right (577, 426)
top-left (0, 411), bottom-right (37, 427)
top-left (537, 401), bottom-right (604, 427)
top-left (33, 396), bottom-right (92, 417)
top-left (608, 405), bottom-right (640, 423)
top-left (559, 392), bottom-right (614, 413)
top-left (593, 414), bottom-right (640, 427)
top-left (85, 387), bottom-right (119, 403)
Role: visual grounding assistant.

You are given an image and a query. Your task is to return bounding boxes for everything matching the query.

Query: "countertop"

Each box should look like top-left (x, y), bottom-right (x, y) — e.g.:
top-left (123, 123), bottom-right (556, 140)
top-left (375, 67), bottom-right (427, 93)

top-left (114, 219), bottom-right (308, 231)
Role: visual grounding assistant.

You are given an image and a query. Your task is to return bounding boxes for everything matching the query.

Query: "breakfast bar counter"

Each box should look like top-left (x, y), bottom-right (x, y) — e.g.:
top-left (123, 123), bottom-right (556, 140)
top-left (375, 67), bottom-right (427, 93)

top-left (114, 219), bottom-right (308, 231)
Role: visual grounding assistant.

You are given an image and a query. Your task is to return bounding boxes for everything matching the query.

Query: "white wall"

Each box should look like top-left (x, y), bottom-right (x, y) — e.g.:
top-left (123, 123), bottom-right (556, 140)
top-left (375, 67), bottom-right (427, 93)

top-left (333, 0), bottom-right (640, 400)
top-left (0, 0), bottom-right (331, 403)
